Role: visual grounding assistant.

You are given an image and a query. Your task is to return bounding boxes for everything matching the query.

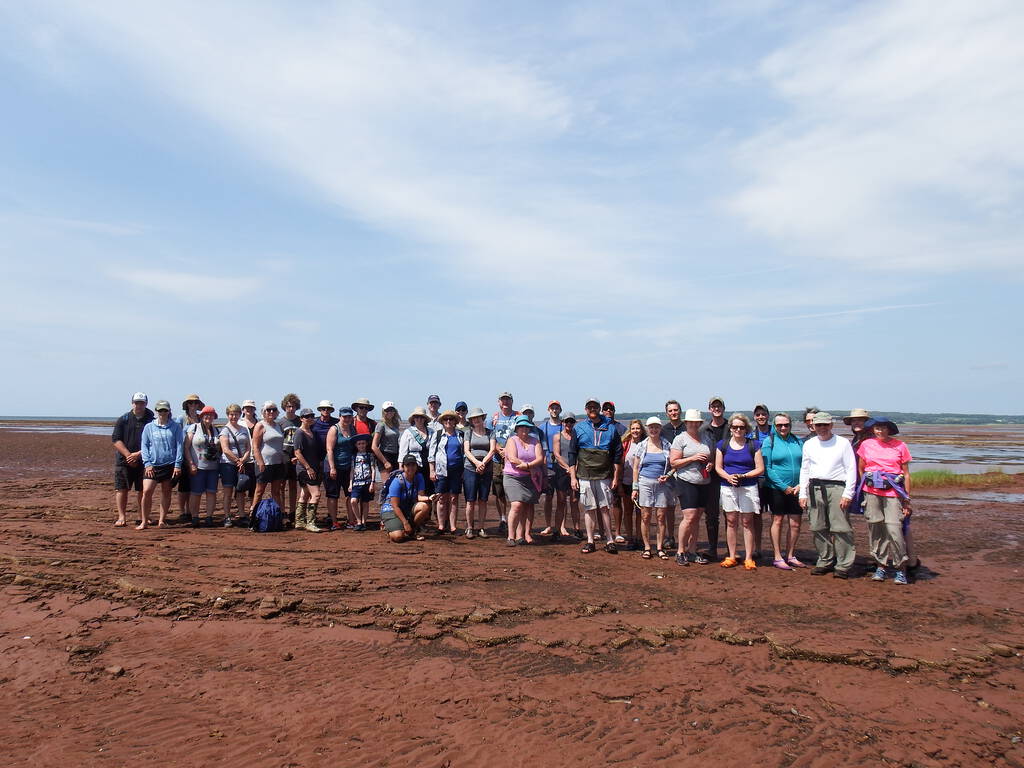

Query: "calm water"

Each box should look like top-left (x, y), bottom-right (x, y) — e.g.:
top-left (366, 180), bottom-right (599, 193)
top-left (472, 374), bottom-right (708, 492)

top-left (1, 419), bottom-right (1022, 473)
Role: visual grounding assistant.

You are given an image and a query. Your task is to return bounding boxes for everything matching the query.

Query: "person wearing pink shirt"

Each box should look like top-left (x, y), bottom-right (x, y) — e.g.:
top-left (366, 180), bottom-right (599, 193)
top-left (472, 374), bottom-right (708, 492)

top-left (856, 417), bottom-right (913, 585)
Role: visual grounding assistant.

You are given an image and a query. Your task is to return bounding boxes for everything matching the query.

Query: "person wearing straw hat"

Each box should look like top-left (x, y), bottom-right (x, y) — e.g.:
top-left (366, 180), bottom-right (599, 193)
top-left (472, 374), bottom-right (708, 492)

top-left (844, 408), bottom-right (871, 451)
top-left (429, 410), bottom-right (465, 534)
top-left (463, 407), bottom-right (496, 538)
top-left (631, 416), bottom-right (673, 560)
top-left (112, 392), bottom-right (154, 527)
top-left (175, 394), bottom-right (204, 521)
top-left (351, 397), bottom-right (376, 436)
top-left (857, 417), bottom-right (913, 585)
top-left (399, 406), bottom-right (434, 492)
top-left (799, 412), bottom-right (858, 578)
top-left (669, 408), bottom-right (715, 565)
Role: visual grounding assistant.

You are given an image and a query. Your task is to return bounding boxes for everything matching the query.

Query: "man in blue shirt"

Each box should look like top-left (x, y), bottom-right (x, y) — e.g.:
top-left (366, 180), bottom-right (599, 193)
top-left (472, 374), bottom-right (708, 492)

top-left (491, 392), bottom-right (519, 532)
top-left (572, 398), bottom-right (623, 554)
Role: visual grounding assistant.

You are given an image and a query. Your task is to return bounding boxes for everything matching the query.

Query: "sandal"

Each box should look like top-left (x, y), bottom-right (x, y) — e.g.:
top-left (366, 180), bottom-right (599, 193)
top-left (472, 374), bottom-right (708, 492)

top-left (641, 549), bottom-right (652, 559)
top-left (657, 549), bottom-right (670, 560)
top-left (604, 542), bottom-right (618, 554)
top-left (720, 556), bottom-right (738, 568)
top-left (581, 542), bottom-right (596, 554)
top-left (744, 559), bottom-right (757, 571)
top-left (773, 558), bottom-right (793, 570)
top-left (787, 556), bottom-right (808, 568)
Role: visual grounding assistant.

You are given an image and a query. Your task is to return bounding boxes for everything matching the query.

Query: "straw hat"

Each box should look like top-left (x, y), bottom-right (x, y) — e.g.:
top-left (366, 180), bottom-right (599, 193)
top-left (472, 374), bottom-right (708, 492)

top-left (843, 408), bottom-right (871, 425)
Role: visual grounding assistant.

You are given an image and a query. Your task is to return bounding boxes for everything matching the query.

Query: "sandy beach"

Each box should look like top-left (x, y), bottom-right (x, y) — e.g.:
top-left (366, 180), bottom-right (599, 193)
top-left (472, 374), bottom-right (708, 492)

top-left (1, 428), bottom-right (1023, 767)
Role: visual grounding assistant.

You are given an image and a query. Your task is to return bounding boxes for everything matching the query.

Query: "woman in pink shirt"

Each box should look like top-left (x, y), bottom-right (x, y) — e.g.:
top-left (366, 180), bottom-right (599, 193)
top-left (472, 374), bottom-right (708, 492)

top-left (503, 416), bottom-right (545, 547)
top-left (856, 418), bottom-right (912, 585)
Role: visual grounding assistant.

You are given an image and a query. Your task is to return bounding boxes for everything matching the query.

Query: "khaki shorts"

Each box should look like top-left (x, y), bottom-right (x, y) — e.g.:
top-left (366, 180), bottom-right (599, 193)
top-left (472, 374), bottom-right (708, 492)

top-left (578, 478), bottom-right (613, 511)
top-left (720, 484), bottom-right (761, 514)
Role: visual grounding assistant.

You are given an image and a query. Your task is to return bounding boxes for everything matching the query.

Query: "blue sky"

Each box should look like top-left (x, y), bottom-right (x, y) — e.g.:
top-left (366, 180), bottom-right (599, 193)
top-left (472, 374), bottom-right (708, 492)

top-left (1, 0), bottom-right (1021, 418)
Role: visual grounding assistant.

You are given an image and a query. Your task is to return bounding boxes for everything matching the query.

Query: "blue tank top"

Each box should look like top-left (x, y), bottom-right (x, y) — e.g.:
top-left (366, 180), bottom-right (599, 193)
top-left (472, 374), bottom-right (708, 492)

top-left (639, 448), bottom-right (668, 480)
top-left (541, 420), bottom-right (561, 467)
top-left (717, 439), bottom-right (760, 486)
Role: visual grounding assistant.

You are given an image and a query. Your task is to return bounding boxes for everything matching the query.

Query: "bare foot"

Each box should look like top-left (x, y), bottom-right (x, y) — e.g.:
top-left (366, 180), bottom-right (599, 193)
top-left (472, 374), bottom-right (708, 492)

top-left (157, 521), bottom-right (167, 528)
top-left (539, 527), bottom-right (553, 536)
top-left (114, 519), bottom-right (126, 527)
top-left (524, 536), bottom-right (535, 544)
top-left (134, 522), bottom-right (147, 530)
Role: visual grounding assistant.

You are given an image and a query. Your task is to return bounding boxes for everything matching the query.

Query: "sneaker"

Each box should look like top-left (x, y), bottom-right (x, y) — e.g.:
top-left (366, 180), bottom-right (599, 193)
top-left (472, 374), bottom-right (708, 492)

top-left (871, 566), bottom-right (888, 582)
top-left (354, 523), bottom-right (366, 532)
top-left (664, 537), bottom-right (676, 551)
top-left (675, 553), bottom-right (689, 567)
top-left (223, 517), bottom-right (234, 528)
top-left (832, 569), bottom-right (849, 580)
top-left (477, 528), bottom-right (488, 538)
top-left (694, 553), bottom-right (710, 565)
top-left (330, 521), bottom-right (344, 531)
top-left (465, 529), bottom-right (475, 539)
top-left (893, 570), bottom-right (909, 585)
top-left (498, 520), bottom-right (508, 534)
top-left (810, 565), bottom-right (834, 576)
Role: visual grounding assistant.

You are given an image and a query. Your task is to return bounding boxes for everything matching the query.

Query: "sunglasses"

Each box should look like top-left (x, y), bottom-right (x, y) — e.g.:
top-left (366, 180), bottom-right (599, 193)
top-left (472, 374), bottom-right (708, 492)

top-left (156, 408), bottom-right (170, 413)
top-left (265, 408), bottom-right (279, 413)
top-left (730, 425), bottom-right (745, 430)
top-left (354, 405), bottom-right (369, 410)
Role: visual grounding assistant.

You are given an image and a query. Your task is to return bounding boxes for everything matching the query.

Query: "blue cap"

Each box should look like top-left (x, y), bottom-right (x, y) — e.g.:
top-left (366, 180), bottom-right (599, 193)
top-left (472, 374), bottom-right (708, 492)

top-left (338, 407), bottom-right (354, 416)
top-left (455, 401), bottom-right (468, 411)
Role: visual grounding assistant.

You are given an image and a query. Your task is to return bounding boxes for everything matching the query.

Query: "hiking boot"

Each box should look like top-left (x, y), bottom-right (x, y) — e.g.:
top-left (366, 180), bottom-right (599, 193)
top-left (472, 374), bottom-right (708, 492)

top-left (832, 569), bottom-right (849, 580)
top-left (810, 565), bottom-right (834, 575)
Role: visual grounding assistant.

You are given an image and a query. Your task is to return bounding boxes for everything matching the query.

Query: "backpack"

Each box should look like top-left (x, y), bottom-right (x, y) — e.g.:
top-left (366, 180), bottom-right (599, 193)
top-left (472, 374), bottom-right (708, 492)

top-left (251, 498), bottom-right (283, 532)
top-left (379, 469), bottom-right (406, 503)
top-left (717, 439), bottom-right (757, 462)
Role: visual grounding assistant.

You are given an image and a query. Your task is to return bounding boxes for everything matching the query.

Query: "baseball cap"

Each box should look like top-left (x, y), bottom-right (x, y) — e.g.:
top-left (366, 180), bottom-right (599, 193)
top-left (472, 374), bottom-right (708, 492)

top-left (548, 400), bottom-right (561, 408)
top-left (338, 407), bottom-right (354, 416)
top-left (154, 400), bottom-right (171, 412)
top-left (381, 400), bottom-right (396, 411)
top-left (521, 403), bottom-right (536, 413)
top-left (199, 405), bottom-right (218, 417)
top-left (298, 408), bottom-right (315, 418)
top-left (427, 394), bottom-right (441, 404)
top-left (584, 397), bottom-right (600, 407)
top-left (708, 395), bottom-right (725, 407)
top-left (498, 391), bottom-right (513, 399)
top-left (602, 401), bottom-right (616, 410)
top-left (454, 401), bottom-right (468, 411)
top-left (646, 416), bottom-right (662, 427)
top-left (812, 411), bottom-right (834, 425)
top-left (131, 392), bottom-right (148, 404)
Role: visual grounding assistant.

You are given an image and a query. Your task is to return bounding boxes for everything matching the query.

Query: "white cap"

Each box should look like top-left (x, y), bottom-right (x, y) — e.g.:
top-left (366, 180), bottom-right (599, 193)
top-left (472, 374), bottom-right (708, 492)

top-left (242, 399), bottom-right (257, 409)
top-left (521, 403), bottom-right (536, 413)
top-left (381, 400), bottom-right (396, 410)
top-left (317, 400), bottom-right (335, 410)
top-left (645, 416), bottom-right (662, 427)
top-left (131, 392), bottom-right (148, 404)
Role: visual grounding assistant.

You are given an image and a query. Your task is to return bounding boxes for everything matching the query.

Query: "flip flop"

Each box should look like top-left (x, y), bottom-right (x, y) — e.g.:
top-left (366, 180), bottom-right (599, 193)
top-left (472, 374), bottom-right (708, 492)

top-left (773, 558), bottom-right (793, 570)
top-left (787, 557), bottom-right (808, 568)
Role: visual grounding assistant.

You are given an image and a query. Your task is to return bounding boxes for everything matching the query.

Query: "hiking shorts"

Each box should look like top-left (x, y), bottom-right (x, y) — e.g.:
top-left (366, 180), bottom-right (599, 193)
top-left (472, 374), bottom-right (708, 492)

top-left (578, 478), bottom-right (613, 511)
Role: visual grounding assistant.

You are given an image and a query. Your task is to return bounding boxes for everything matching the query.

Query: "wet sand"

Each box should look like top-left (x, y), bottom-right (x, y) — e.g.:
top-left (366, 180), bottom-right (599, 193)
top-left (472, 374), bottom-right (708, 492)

top-left (1, 429), bottom-right (1023, 767)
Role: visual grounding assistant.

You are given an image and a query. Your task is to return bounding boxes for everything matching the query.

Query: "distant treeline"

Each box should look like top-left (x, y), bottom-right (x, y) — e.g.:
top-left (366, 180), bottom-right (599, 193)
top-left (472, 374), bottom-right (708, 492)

top-left (616, 411), bottom-right (1024, 425)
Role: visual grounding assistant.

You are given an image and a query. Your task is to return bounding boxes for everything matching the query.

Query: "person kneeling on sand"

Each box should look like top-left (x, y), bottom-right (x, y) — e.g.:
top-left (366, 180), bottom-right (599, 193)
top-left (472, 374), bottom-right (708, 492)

top-left (381, 456), bottom-right (434, 542)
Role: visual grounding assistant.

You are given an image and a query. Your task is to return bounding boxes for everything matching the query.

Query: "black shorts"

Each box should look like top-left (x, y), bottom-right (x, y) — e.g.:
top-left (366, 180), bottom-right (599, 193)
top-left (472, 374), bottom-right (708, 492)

top-left (175, 465), bottom-right (191, 493)
top-left (297, 466), bottom-right (322, 487)
top-left (114, 463), bottom-right (144, 491)
top-left (284, 457), bottom-right (298, 481)
top-left (769, 487), bottom-right (802, 515)
top-left (150, 464), bottom-right (174, 483)
top-left (323, 464), bottom-right (351, 499)
top-left (377, 451), bottom-right (399, 472)
top-left (257, 463), bottom-right (287, 483)
top-left (677, 480), bottom-right (710, 510)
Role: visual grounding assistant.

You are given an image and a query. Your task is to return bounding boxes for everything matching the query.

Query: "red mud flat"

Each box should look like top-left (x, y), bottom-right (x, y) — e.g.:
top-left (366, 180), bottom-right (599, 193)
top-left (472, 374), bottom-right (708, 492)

top-left (1, 430), bottom-right (1023, 767)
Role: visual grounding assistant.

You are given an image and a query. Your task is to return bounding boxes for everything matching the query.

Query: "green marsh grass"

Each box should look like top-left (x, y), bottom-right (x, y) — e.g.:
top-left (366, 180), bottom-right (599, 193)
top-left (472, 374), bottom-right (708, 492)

top-left (911, 469), bottom-right (1008, 489)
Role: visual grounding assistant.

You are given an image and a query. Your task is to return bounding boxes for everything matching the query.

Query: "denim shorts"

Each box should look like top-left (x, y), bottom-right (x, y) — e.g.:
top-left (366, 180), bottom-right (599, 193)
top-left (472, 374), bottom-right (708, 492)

top-left (349, 483), bottom-right (372, 501)
top-left (463, 465), bottom-right (492, 502)
top-left (190, 467), bottom-right (220, 495)
top-left (435, 465), bottom-right (464, 495)
top-left (219, 462), bottom-right (239, 488)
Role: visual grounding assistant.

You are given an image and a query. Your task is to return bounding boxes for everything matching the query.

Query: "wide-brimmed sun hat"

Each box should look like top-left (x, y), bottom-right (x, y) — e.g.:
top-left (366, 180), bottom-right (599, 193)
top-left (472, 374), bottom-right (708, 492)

top-left (468, 407), bottom-right (487, 420)
top-left (183, 394), bottom-right (204, 408)
top-left (864, 416), bottom-right (899, 435)
top-left (351, 398), bottom-right (374, 411)
top-left (513, 415), bottom-right (534, 429)
top-left (317, 400), bottom-right (335, 411)
top-left (843, 408), bottom-right (871, 424)
top-left (439, 410), bottom-right (459, 422)
top-left (408, 406), bottom-right (428, 421)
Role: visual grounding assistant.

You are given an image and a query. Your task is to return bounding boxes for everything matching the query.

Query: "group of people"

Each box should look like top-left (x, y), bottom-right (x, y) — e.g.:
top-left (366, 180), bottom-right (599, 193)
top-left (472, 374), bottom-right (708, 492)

top-left (111, 391), bottom-right (919, 584)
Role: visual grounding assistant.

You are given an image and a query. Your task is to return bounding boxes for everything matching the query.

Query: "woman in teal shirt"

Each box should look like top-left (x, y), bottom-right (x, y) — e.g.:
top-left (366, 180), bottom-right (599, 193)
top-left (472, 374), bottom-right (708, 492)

top-left (760, 414), bottom-right (806, 570)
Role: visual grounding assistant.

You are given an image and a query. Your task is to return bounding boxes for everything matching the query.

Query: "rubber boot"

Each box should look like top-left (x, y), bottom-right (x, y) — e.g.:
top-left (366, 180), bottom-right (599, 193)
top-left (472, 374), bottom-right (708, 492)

top-left (294, 502), bottom-right (308, 530)
top-left (304, 502), bottom-right (323, 533)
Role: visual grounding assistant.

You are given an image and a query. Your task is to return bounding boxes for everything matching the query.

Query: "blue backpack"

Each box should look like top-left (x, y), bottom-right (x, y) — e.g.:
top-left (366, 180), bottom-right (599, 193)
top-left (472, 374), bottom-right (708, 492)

top-left (252, 498), bottom-right (283, 533)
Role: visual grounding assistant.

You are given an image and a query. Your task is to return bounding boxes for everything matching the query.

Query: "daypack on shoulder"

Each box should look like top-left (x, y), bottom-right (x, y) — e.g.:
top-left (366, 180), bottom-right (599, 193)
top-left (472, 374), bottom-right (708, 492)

top-left (252, 498), bottom-right (283, 532)
top-left (379, 469), bottom-right (406, 503)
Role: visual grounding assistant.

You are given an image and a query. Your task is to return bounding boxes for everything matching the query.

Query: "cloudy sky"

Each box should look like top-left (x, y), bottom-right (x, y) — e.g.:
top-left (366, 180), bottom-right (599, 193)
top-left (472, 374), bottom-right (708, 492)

top-left (1, 0), bottom-right (1021, 417)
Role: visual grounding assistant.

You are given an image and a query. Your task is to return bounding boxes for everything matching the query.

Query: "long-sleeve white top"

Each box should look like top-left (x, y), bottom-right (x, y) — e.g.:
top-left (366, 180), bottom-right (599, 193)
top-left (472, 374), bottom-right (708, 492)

top-left (799, 434), bottom-right (857, 500)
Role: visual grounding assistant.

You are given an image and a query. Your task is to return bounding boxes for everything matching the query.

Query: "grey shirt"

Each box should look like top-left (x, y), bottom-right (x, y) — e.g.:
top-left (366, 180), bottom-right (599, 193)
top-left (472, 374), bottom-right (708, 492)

top-left (374, 421), bottom-right (401, 454)
top-left (464, 427), bottom-right (493, 470)
top-left (187, 423), bottom-right (221, 471)
top-left (258, 420), bottom-right (286, 465)
top-left (671, 431), bottom-right (715, 485)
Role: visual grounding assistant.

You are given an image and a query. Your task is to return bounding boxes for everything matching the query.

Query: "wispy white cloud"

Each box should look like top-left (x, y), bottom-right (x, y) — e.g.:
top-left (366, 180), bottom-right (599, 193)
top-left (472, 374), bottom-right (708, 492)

top-left (111, 268), bottom-right (263, 302)
top-left (773, 302), bottom-right (939, 322)
top-left (728, 0), bottom-right (1024, 271)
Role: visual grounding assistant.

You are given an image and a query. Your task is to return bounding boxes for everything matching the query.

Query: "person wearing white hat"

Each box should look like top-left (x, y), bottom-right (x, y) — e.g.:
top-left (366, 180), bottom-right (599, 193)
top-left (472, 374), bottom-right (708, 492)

top-left (669, 409), bottom-right (716, 565)
top-left (112, 392), bottom-right (155, 527)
